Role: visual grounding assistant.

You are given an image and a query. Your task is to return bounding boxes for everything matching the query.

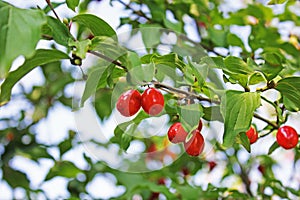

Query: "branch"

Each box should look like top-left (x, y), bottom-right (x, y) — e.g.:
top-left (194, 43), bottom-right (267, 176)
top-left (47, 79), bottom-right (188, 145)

top-left (45, 0), bottom-right (60, 21)
top-left (115, 0), bottom-right (151, 21)
top-left (236, 159), bottom-right (254, 197)
top-left (151, 81), bottom-right (279, 129)
top-left (151, 81), bottom-right (219, 104)
top-left (253, 113), bottom-right (279, 129)
top-left (116, 0), bottom-right (223, 56)
top-left (88, 50), bottom-right (128, 72)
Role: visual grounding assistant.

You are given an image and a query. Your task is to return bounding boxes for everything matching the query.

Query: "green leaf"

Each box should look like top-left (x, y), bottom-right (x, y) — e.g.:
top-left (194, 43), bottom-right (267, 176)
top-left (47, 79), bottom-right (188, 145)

top-left (208, 28), bottom-right (228, 47)
top-left (80, 66), bottom-right (106, 107)
top-left (188, 61), bottom-right (208, 88)
top-left (268, 0), bottom-right (288, 5)
top-left (69, 39), bottom-right (91, 59)
top-left (58, 139), bottom-right (73, 156)
top-left (3, 166), bottom-right (30, 189)
top-left (66, 0), bottom-right (80, 11)
top-left (249, 72), bottom-right (266, 85)
top-left (268, 141), bottom-right (280, 154)
top-left (128, 63), bottom-right (155, 84)
top-left (227, 33), bottom-right (244, 47)
top-left (176, 185), bottom-right (203, 199)
top-left (262, 52), bottom-right (283, 66)
top-left (111, 112), bottom-right (148, 148)
top-left (220, 91), bottom-right (260, 147)
top-left (45, 161), bottom-right (81, 181)
top-left (43, 16), bottom-right (73, 46)
top-left (237, 132), bottom-right (251, 153)
top-left (163, 17), bottom-right (183, 33)
top-left (152, 53), bottom-right (186, 71)
top-left (90, 36), bottom-right (128, 62)
top-left (72, 14), bottom-right (116, 39)
top-left (180, 104), bottom-right (204, 132)
top-left (0, 49), bottom-right (69, 106)
top-left (201, 56), bottom-right (225, 69)
top-left (121, 132), bottom-right (133, 151)
top-left (203, 106), bottom-right (223, 122)
top-left (127, 51), bottom-right (141, 69)
top-left (0, 2), bottom-right (46, 78)
top-left (17, 146), bottom-right (53, 162)
top-left (94, 89), bottom-right (113, 120)
top-left (275, 77), bottom-right (300, 111)
top-left (223, 56), bottom-right (254, 87)
top-left (139, 24), bottom-right (161, 49)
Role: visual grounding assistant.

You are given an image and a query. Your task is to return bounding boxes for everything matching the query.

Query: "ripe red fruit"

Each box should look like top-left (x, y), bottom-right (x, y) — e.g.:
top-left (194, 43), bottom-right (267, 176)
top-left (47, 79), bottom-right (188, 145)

top-left (116, 89), bottom-right (141, 117)
top-left (276, 126), bottom-right (299, 149)
top-left (246, 126), bottom-right (258, 144)
top-left (181, 167), bottom-right (190, 177)
top-left (149, 178), bottom-right (165, 200)
top-left (147, 143), bottom-right (157, 153)
top-left (197, 119), bottom-right (203, 131)
top-left (141, 88), bottom-right (164, 116)
top-left (258, 165), bottom-right (265, 175)
top-left (184, 129), bottom-right (205, 156)
top-left (6, 132), bottom-right (14, 141)
top-left (167, 122), bottom-right (188, 143)
top-left (208, 161), bottom-right (217, 171)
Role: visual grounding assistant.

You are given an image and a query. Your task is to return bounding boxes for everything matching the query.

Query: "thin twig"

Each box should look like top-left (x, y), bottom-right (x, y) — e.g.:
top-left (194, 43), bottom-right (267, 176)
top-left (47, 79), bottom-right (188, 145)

top-left (45, 0), bottom-right (61, 21)
top-left (151, 80), bottom-right (279, 129)
top-left (236, 158), bottom-right (254, 197)
top-left (151, 81), bottom-right (220, 104)
top-left (116, 0), bottom-right (151, 21)
top-left (253, 113), bottom-right (278, 128)
top-left (116, 0), bottom-right (223, 56)
top-left (88, 50), bottom-right (128, 72)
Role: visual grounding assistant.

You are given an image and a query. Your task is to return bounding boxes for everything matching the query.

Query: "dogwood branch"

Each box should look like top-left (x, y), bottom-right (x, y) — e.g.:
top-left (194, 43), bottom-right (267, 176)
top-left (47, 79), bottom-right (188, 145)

top-left (116, 0), bottom-right (223, 56)
top-left (88, 50), bottom-right (128, 72)
top-left (45, 0), bottom-right (60, 21)
top-left (151, 81), bottom-right (219, 104)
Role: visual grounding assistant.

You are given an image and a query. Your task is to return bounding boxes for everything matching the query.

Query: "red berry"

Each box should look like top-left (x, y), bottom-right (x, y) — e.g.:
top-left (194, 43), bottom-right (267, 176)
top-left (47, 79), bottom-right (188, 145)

top-left (258, 165), bottom-right (265, 174)
top-left (6, 132), bottom-right (14, 141)
top-left (141, 88), bottom-right (164, 116)
top-left (116, 89), bottom-right (141, 117)
top-left (208, 161), bottom-right (217, 171)
top-left (184, 129), bottom-right (205, 156)
top-left (181, 167), bottom-right (190, 177)
top-left (276, 125), bottom-right (299, 149)
top-left (167, 122), bottom-right (188, 143)
top-left (149, 178), bottom-right (165, 200)
top-left (147, 143), bottom-right (157, 153)
top-left (246, 126), bottom-right (258, 144)
top-left (197, 119), bottom-right (203, 131)
top-left (157, 178), bottom-right (165, 185)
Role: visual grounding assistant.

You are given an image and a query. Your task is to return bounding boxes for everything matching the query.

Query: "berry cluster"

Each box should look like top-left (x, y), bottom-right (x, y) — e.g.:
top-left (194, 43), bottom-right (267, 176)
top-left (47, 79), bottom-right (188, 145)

top-left (167, 120), bottom-right (205, 156)
top-left (245, 125), bottom-right (299, 150)
top-left (117, 88), bottom-right (299, 156)
top-left (116, 88), bottom-right (164, 117)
